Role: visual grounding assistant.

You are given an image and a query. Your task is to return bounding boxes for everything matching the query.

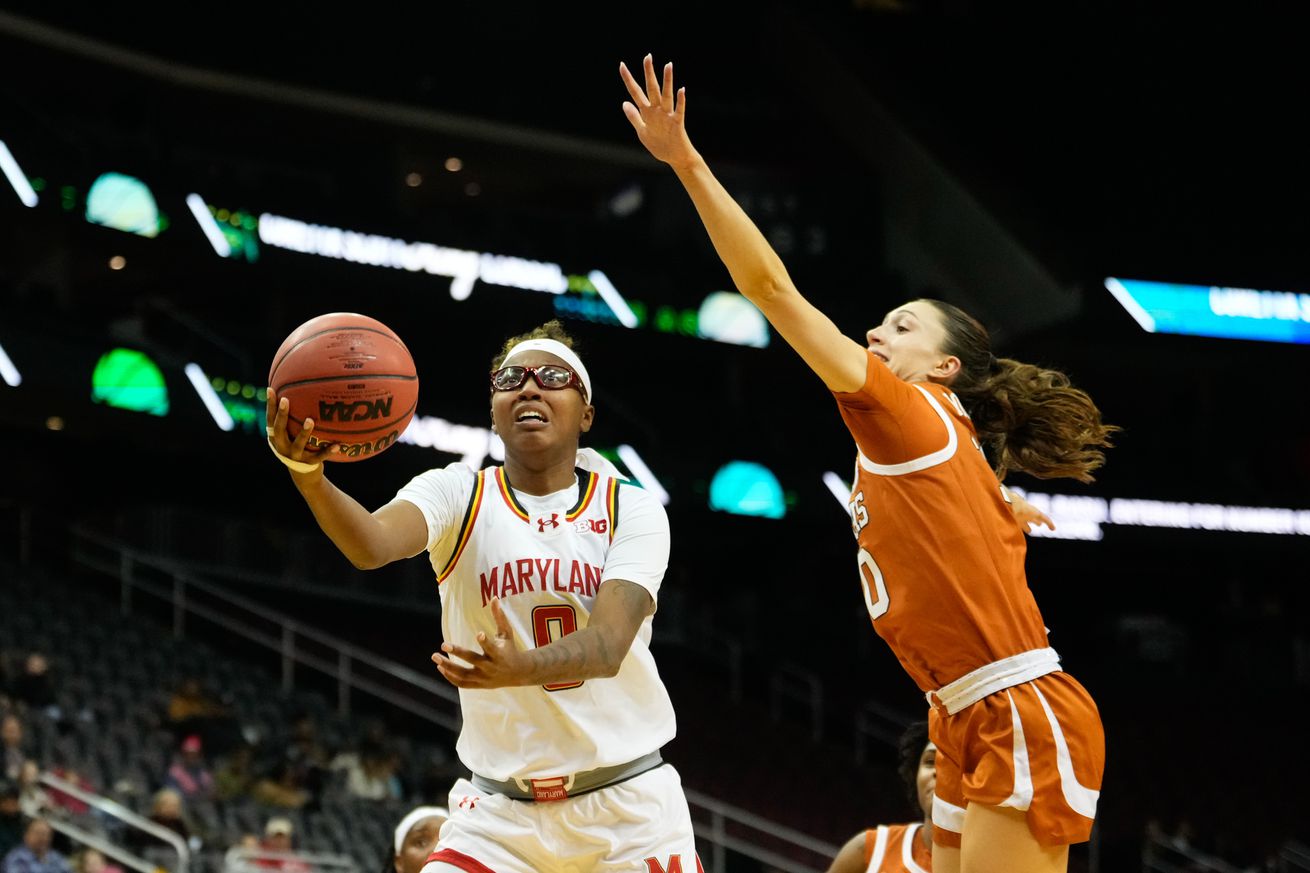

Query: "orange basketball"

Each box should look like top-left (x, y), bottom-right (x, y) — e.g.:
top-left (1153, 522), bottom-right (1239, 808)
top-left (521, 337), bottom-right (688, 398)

top-left (269, 313), bottom-right (418, 463)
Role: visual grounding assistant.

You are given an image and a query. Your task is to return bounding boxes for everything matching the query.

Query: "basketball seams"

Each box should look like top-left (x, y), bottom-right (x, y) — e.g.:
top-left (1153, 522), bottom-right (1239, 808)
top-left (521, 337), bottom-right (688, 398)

top-left (269, 324), bottom-right (411, 385)
top-left (274, 373), bottom-right (418, 391)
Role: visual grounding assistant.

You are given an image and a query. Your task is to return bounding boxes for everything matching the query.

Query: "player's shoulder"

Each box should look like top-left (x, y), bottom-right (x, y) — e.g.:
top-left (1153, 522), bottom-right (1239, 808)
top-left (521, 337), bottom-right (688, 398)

top-left (609, 476), bottom-right (664, 512)
top-left (605, 478), bottom-right (669, 543)
top-left (919, 381), bottom-right (974, 423)
top-left (917, 380), bottom-right (958, 405)
top-left (425, 460), bottom-right (481, 480)
top-left (402, 461), bottom-right (480, 493)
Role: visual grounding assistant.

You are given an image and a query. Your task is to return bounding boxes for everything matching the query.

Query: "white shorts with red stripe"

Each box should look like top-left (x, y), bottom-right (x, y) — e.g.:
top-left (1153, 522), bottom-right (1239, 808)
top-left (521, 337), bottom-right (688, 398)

top-left (421, 766), bottom-right (701, 873)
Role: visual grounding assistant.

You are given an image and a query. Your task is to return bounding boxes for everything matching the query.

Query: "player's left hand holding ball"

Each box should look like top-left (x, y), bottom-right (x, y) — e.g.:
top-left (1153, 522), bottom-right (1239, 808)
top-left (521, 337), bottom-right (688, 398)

top-left (265, 391), bottom-right (327, 480)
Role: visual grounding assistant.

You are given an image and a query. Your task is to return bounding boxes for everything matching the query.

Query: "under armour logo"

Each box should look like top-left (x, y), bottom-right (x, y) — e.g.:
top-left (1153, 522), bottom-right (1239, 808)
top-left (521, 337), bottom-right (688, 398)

top-left (537, 513), bottom-right (560, 532)
top-left (457, 795), bottom-right (479, 810)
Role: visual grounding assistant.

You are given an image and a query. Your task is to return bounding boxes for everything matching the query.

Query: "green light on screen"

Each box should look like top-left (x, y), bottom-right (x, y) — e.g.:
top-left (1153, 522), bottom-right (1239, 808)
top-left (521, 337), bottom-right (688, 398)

top-left (86, 172), bottom-right (162, 237)
top-left (91, 348), bottom-right (169, 416)
top-left (709, 461), bottom-right (786, 519)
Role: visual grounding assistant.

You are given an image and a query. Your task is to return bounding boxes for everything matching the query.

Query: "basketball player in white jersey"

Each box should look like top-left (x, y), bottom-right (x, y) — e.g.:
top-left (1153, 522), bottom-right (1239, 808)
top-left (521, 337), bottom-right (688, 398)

top-left (266, 321), bottom-right (700, 873)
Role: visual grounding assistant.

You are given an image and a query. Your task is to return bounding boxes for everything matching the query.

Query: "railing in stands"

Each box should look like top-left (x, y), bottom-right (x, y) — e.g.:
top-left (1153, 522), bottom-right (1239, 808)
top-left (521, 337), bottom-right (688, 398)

top-left (853, 699), bottom-right (912, 766)
top-left (71, 526), bottom-right (462, 731)
top-left (67, 526), bottom-right (841, 873)
top-left (40, 770), bottom-right (191, 873)
top-left (684, 788), bottom-right (840, 873)
top-left (769, 664), bottom-right (824, 743)
top-left (1280, 840), bottom-right (1310, 872)
top-left (1142, 831), bottom-right (1244, 873)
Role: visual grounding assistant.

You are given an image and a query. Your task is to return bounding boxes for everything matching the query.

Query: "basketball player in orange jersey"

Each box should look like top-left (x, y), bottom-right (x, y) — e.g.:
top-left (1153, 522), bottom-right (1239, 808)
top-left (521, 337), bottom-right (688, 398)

top-left (266, 321), bottom-right (701, 873)
top-left (827, 721), bottom-right (934, 873)
top-left (620, 56), bottom-right (1116, 873)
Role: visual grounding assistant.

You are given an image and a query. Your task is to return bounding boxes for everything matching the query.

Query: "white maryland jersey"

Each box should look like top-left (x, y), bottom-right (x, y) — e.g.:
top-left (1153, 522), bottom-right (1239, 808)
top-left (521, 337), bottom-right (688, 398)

top-left (395, 461), bottom-right (676, 781)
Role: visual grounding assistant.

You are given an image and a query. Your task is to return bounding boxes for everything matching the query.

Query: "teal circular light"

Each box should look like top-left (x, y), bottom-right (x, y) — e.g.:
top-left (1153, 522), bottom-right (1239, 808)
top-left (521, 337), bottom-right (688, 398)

top-left (709, 461), bottom-right (786, 519)
top-left (85, 172), bottom-right (161, 238)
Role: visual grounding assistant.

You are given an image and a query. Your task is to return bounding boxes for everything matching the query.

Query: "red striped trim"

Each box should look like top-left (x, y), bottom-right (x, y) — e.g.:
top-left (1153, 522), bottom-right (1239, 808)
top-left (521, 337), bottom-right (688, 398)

top-left (493, 467), bottom-right (531, 522)
top-left (605, 478), bottom-right (620, 542)
top-left (438, 471), bottom-right (485, 583)
top-left (424, 848), bottom-right (498, 873)
top-left (565, 471), bottom-right (599, 521)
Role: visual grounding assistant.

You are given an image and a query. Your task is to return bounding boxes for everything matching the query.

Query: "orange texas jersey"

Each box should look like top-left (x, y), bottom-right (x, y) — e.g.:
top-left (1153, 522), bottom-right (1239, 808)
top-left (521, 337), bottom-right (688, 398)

top-left (863, 823), bottom-right (931, 873)
top-left (834, 352), bottom-right (1050, 693)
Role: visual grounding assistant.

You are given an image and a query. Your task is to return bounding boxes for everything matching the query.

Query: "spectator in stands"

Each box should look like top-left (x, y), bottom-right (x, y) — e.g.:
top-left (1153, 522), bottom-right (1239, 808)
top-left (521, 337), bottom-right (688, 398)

top-left (43, 763), bottom-right (93, 816)
top-left (15, 763), bottom-right (50, 819)
top-left (0, 780), bottom-right (23, 859)
top-left (69, 849), bottom-right (122, 873)
top-left (1, 718), bottom-right (26, 783)
top-left (329, 738), bottom-right (401, 802)
top-left (2, 819), bottom-right (71, 873)
top-left (9, 657), bottom-right (57, 725)
top-left (165, 679), bottom-right (238, 755)
top-left (214, 745), bottom-right (254, 803)
top-left (389, 806), bottom-right (448, 873)
top-left (164, 736), bottom-right (214, 801)
top-left (124, 788), bottom-right (194, 856)
top-left (250, 761), bottom-right (309, 810)
top-left (257, 817), bottom-right (309, 873)
top-left (282, 715), bottom-right (329, 800)
top-left (414, 750), bottom-right (465, 807)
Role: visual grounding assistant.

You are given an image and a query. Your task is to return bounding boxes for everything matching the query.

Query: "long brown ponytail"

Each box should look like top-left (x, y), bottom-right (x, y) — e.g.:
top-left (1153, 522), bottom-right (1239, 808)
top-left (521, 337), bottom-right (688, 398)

top-left (923, 299), bottom-right (1119, 483)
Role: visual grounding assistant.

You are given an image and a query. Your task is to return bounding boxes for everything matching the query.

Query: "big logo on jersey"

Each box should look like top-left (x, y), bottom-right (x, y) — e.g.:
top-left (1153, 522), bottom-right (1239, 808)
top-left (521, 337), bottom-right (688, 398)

top-left (573, 518), bottom-right (608, 535)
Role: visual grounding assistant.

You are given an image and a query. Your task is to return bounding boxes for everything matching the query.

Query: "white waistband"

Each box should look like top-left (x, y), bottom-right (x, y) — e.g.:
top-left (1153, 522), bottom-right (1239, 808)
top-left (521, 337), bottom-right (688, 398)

top-left (927, 647), bottom-right (1061, 715)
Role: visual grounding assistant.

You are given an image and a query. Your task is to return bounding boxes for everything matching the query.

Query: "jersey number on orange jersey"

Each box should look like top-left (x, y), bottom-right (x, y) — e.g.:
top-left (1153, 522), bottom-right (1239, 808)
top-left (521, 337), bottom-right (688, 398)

top-left (532, 604), bottom-right (584, 692)
top-left (858, 548), bottom-right (890, 621)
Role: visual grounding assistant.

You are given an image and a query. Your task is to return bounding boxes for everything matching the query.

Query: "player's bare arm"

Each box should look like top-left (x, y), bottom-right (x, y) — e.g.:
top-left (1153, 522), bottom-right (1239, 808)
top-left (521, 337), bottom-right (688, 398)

top-left (824, 832), bottom-right (868, 873)
top-left (432, 579), bottom-right (653, 689)
top-left (266, 392), bottom-right (429, 570)
top-left (620, 54), bottom-right (867, 393)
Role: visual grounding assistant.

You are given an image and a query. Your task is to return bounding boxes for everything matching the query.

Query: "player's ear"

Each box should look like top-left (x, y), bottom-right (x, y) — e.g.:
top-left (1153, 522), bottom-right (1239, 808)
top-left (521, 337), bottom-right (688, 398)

top-left (579, 404), bottom-right (594, 434)
top-left (935, 354), bottom-right (962, 381)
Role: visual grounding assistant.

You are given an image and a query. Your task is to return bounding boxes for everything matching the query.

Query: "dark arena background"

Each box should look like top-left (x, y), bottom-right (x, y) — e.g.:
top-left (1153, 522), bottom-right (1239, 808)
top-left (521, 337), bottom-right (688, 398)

top-left (2, 5), bottom-right (1308, 873)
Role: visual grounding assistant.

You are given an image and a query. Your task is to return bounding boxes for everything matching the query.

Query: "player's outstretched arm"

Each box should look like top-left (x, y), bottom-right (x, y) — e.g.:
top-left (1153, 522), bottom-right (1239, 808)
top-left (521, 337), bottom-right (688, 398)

top-left (431, 581), bottom-right (652, 689)
top-left (619, 54), bottom-right (868, 393)
top-left (266, 392), bottom-right (427, 570)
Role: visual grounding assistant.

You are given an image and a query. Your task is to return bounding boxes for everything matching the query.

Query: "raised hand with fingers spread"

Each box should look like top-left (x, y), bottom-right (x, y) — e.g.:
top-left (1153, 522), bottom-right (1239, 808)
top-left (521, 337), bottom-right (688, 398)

top-left (619, 55), bottom-right (696, 170)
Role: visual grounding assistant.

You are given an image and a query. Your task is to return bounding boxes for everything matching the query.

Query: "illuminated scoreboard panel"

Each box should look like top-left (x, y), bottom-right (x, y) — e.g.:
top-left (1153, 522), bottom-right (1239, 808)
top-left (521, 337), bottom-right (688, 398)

top-left (1106, 277), bottom-right (1310, 344)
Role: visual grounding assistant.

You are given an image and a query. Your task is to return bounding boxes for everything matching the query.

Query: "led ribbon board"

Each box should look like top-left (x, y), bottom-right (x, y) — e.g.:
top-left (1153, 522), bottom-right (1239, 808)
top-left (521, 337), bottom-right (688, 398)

top-left (1106, 278), bottom-right (1310, 344)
